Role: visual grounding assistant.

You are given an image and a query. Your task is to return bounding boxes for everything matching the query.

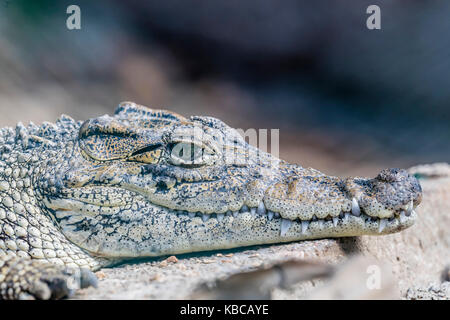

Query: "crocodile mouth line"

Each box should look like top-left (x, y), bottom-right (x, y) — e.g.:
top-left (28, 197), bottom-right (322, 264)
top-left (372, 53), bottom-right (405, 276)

top-left (170, 200), bottom-right (417, 235)
top-left (45, 185), bottom-right (418, 237)
top-left (173, 208), bottom-right (417, 236)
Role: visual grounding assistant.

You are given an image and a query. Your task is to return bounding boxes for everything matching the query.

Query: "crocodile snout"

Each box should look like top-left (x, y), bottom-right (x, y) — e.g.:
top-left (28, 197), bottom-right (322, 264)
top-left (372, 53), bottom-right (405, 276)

top-left (373, 168), bottom-right (422, 209)
top-left (343, 168), bottom-right (422, 219)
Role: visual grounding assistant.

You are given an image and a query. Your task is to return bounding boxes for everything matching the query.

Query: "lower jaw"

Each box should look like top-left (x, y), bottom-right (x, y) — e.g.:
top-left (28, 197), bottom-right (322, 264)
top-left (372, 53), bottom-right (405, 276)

top-left (163, 209), bottom-right (417, 253)
top-left (73, 208), bottom-right (416, 259)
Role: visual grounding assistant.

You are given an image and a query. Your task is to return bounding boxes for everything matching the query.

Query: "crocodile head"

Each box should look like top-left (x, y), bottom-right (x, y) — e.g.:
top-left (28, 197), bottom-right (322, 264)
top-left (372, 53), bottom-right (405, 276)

top-left (40, 102), bottom-right (422, 259)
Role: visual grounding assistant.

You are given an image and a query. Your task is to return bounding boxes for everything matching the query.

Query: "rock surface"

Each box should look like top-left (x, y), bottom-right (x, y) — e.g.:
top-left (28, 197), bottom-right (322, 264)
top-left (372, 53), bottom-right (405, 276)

top-left (74, 163), bottom-right (450, 299)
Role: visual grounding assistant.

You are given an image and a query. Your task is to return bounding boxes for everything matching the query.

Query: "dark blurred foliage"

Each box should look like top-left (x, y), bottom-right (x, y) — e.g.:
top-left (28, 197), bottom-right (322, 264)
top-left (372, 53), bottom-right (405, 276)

top-left (0, 0), bottom-right (448, 176)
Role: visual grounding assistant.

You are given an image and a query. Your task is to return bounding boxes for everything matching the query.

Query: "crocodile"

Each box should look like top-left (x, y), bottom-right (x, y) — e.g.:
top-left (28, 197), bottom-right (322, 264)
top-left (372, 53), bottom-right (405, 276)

top-left (0, 102), bottom-right (422, 299)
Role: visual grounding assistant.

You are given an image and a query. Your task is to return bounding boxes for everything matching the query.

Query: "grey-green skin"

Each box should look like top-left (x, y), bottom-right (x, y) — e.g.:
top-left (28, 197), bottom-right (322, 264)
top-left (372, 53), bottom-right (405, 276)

top-left (0, 102), bottom-right (422, 299)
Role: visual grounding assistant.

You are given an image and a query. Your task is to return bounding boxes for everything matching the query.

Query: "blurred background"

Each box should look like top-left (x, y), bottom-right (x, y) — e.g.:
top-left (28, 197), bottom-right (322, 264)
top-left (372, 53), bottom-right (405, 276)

top-left (0, 0), bottom-right (449, 177)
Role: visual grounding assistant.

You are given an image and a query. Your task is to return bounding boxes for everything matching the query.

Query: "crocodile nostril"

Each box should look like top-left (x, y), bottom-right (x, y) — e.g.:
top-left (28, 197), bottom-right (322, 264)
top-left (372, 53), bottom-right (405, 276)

top-left (376, 168), bottom-right (409, 183)
top-left (155, 177), bottom-right (176, 190)
top-left (156, 180), bottom-right (167, 190)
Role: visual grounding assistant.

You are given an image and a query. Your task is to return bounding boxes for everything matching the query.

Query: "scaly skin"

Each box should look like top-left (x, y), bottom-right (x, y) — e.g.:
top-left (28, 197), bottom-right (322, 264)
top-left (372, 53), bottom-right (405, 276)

top-left (0, 102), bottom-right (422, 299)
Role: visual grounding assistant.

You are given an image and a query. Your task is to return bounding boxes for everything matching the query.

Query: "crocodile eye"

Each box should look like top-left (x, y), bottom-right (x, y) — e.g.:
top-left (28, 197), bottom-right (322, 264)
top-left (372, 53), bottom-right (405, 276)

top-left (169, 142), bottom-right (212, 166)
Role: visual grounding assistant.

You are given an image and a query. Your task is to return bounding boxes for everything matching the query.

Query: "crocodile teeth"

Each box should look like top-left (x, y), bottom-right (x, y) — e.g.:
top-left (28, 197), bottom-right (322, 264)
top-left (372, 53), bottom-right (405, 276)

top-left (280, 219), bottom-right (292, 236)
top-left (343, 212), bottom-right (349, 223)
top-left (240, 205), bottom-right (249, 213)
top-left (318, 220), bottom-right (324, 228)
top-left (351, 198), bottom-right (361, 216)
top-left (257, 202), bottom-right (266, 215)
top-left (399, 211), bottom-right (406, 223)
top-left (267, 211), bottom-right (274, 221)
top-left (232, 211), bottom-right (239, 218)
top-left (311, 215), bottom-right (318, 221)
top-left (250, 207), bottom-right (257, 216)
top-left (274, 212), bottom-right (280, 219)
top-left (217, 213), bottom-right (224, 222)
top-left (202, 214), bottom-right (210, 222)
top-left (332, 217), bottom-right (338, 227)
top-left (226, 210), bottom-right (232, 217)
top-left (378, 219), bottom-right (387, 233)
top-left (405, 200), bottom-right (413, 216)
top-left (188, 212), bottom-right (196, 218)
top-left (301, 221), bottom-right (309, 234)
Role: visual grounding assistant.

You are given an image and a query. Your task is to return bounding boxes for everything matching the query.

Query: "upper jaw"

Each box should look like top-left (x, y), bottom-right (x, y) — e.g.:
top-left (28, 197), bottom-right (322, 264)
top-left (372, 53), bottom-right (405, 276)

top-left (47, 157), bottom-right (422, 235)
top-left (53, 161), bottom-right (423, 221)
